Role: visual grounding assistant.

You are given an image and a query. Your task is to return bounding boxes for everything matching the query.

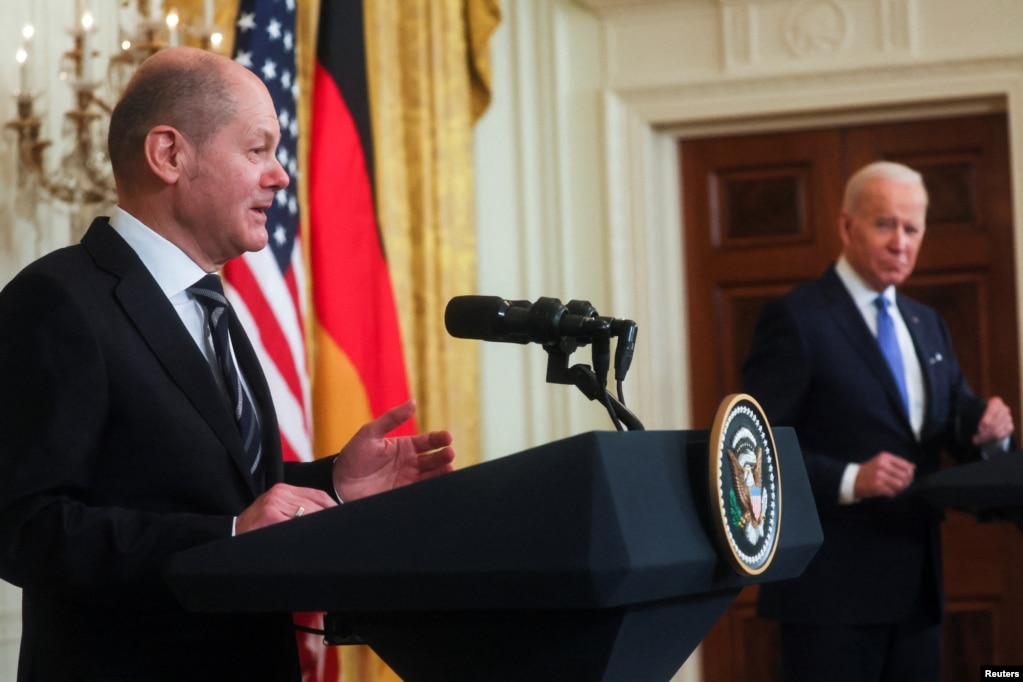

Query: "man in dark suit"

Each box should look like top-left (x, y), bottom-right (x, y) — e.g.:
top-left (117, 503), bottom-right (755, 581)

top-left (743, 161), bottom-right (1014, 681)
top-left (0, 47), bottom-right (455, 680)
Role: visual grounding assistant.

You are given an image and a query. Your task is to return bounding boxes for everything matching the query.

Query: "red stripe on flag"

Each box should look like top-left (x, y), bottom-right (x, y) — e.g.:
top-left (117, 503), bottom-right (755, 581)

top-left (280, 436), bottom-right (300, 464)
top-left (283, 264), bottom-right (306, 351)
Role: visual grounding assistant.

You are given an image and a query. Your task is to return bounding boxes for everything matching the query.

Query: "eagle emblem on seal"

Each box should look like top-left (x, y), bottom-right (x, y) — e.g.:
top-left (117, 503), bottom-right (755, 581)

top-left (727, 427), bottom-right (765, 545)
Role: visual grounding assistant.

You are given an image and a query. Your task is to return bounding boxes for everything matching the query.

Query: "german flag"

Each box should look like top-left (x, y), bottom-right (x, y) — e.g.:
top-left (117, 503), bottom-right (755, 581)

top-left (309, 0), bottom-right (417, 461)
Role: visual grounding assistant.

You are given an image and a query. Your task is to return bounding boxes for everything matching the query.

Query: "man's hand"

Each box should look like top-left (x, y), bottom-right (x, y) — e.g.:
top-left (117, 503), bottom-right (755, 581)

top-left (235, 483), bottom-right (338, 534)
top-left (854, 451), bottom-right (916, 499)
top-left (332, 399), bottom-right (455, 503)
top-left (973, 396), bottom-right (1014, 446)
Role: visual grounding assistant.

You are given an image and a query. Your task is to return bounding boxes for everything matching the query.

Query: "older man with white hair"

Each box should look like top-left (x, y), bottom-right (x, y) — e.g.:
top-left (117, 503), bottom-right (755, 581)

top-left (743, 161), bottom-right (1013, 681)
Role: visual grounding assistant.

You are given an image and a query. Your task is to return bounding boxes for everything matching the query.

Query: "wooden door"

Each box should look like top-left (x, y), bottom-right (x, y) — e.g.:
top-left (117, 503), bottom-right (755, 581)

top-left (682, 113), bottom-right (1023, 681)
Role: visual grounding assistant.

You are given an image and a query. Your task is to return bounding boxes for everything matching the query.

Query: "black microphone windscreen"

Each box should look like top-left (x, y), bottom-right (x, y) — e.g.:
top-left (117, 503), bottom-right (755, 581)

top-left (445, 296), bottom-right (508, 340)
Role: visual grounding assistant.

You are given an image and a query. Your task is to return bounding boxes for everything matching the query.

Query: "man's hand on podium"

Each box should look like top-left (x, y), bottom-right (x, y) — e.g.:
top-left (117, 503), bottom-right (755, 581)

top-left (235, 483), bottom-right (338, 534)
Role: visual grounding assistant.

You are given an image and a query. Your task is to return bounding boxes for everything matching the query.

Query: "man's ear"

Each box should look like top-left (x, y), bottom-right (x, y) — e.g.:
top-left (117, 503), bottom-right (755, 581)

top-left (837, 211), bottom-right (852, 246)
top-left (143, 125), bottom-right (192, 184)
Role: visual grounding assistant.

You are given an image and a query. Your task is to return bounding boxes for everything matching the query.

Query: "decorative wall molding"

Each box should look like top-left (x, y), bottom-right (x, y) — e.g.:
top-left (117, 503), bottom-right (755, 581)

top-left (615, 55), bottom-right (1023, 124)
top-left (782, 0), bottom-right (850, 58)
top-left (722, 3), bottom-right (757, 69)
top-left (593, 0), bottom-right (1023, 93)
top-left (881, 0), bottom-right (914, 53)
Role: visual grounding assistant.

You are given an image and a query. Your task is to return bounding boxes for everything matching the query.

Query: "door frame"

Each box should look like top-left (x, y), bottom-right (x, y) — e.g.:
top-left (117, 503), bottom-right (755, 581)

top-left (602, 62), bottom-right (1023, 438)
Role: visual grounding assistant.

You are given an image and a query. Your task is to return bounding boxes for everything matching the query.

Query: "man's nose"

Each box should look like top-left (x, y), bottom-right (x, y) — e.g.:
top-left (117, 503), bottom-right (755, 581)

top-left (268, 158), bottom-right (290, 190)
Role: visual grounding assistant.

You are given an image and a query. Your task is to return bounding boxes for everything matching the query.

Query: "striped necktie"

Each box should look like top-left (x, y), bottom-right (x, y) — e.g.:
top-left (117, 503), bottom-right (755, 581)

top-left (188, 274), bottom-right (263, 476)
top-left (875, 295), bottom-right (910, 417)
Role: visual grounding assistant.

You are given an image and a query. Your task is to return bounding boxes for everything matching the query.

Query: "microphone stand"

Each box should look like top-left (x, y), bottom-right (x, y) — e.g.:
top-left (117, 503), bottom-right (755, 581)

top-left (544, 343), bottom-right (645, 431)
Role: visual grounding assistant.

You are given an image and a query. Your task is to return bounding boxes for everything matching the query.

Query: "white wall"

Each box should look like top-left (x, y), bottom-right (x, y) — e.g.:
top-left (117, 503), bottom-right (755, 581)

top-left (472, 2), bottom-right (697, 679)
top-left (473, 1), bottom-right (627, 460)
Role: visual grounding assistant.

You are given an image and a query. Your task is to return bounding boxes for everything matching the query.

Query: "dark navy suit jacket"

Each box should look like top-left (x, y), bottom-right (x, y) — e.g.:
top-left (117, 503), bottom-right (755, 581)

top-left (743, 265), bottom-right (985, 626)
top-left (0, 219), bottom-right (335, 680)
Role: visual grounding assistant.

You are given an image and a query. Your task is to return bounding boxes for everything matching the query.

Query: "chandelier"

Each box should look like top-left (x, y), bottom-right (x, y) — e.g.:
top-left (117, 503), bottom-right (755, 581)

top-left (5, 0), bottom-right (224, 241)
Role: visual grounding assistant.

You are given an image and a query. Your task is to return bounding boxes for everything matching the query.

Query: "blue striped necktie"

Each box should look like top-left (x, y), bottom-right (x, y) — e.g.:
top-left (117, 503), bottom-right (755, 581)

top-left (188, 274), bottom-right (263, 476)
top-left (875, 295), bottom-right (909, 417)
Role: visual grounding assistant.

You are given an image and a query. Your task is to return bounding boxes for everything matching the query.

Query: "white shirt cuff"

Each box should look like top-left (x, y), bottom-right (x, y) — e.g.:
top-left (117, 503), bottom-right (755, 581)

top-left (839, 463), bottom-right (860, 505)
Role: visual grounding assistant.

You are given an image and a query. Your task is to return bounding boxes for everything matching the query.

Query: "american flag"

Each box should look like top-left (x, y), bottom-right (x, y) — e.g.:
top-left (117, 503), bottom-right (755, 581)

top-left (223, 0), bottom-right (312, 465)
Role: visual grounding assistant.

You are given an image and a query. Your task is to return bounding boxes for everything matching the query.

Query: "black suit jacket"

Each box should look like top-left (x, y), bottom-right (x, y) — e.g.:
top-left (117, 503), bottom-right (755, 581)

top-left (0, 219), bottom-right (335, 680)
top-left (743, 265), bottom-right (985, 626)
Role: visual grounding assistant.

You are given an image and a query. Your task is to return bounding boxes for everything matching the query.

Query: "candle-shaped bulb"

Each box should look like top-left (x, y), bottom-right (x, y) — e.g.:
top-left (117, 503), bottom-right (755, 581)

top-left (16, 47), bottom-right (28, 94)
top-left (19, 25), bottom-right (33, 92)
top-left (81, 11), bottom-right (94, 82)
top-left (166, 11), bottom-right (180, 47)
top-left (210, 32), bottom-right (223, 51)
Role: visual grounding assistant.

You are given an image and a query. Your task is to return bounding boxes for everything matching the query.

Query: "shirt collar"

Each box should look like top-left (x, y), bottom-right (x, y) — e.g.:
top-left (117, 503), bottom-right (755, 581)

top-left (835, 255), bottom-right (896, 311)
top-left (109, 206), bottom-right (211, 298)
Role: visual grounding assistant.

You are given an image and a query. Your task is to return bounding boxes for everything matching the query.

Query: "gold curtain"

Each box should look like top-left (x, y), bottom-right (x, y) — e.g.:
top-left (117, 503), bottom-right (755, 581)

top-left (364, 0), bottom-right (498, 453)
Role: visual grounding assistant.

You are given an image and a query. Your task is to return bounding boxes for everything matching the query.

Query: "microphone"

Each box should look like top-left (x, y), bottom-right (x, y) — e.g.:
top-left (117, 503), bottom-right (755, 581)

top-left (447, 295), bottom-right (644, 430)
top-left (445, 295), bottom-right (613, 346)
top-left (612, 319), bottom-right (638, 381)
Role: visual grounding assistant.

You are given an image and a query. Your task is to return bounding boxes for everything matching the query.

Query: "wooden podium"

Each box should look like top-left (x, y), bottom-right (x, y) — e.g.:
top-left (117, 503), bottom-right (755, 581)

top-left (166, 428), bottom-right (823, 681)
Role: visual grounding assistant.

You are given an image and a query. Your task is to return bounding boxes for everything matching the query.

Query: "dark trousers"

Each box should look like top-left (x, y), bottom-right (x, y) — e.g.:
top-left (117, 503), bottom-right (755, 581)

top-left (779, 613), bottom-right (942, 682)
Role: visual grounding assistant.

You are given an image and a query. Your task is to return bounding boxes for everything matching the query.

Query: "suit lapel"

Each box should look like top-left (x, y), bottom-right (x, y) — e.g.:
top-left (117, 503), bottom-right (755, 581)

top-left (82, 219), bottom-right (265, 496)
top-left (819, 268), bottom-right (913, 429)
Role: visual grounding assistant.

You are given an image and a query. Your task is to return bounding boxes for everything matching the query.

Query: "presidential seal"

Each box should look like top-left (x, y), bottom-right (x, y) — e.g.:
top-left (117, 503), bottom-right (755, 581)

top-left (709, 393), bottom-right (781, 576)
